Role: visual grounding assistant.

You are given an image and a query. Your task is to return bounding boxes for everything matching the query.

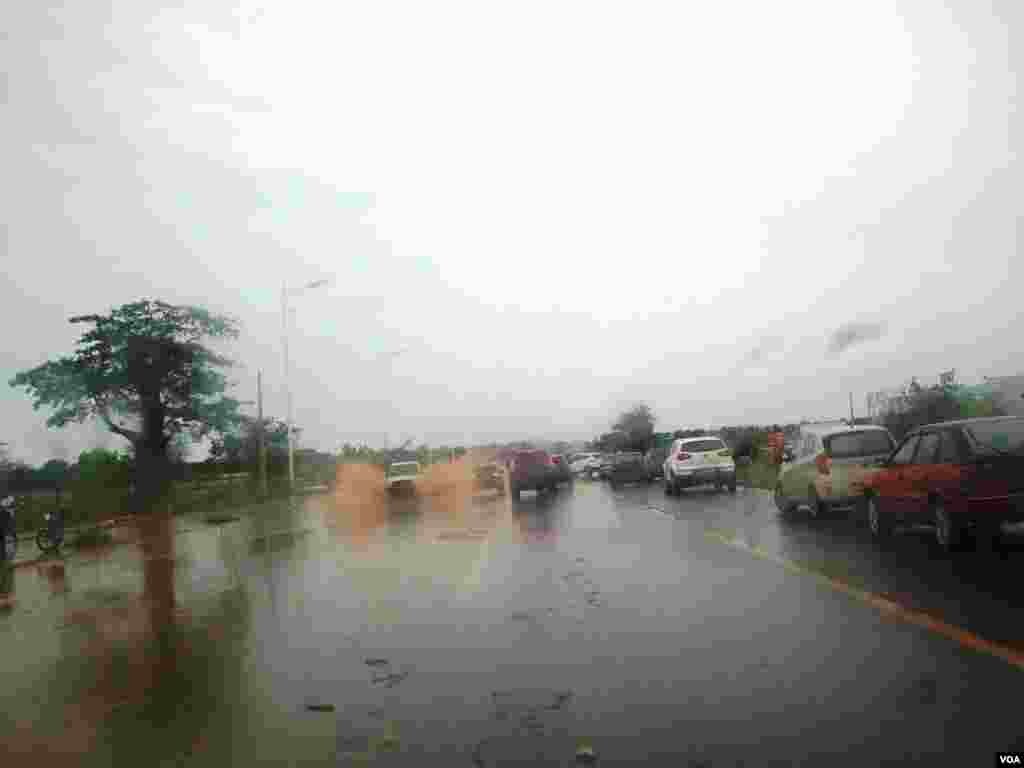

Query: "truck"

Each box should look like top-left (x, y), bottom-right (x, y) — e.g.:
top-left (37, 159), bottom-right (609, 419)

top-left (386, 461), bottom-right (421, 496)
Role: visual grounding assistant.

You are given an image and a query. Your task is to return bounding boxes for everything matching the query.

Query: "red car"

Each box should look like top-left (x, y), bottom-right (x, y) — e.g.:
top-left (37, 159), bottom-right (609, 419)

top-left (861, 416), bottom-right (1024, 552)
top-left (506, 449), bottom-right (558, 500)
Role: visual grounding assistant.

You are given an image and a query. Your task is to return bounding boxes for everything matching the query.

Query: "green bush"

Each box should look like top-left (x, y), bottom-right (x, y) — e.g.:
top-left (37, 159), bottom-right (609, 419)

top-left (11, 490), bottom-right (127, 535)
top-left (70, 526), bottom-right (114, 549)
top-left (737, 459), bottom-right (779, 490)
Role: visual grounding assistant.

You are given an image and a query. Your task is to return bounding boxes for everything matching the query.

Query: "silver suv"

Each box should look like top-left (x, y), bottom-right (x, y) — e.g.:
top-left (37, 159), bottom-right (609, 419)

top-left (663, 437), bottom-right (736, 495)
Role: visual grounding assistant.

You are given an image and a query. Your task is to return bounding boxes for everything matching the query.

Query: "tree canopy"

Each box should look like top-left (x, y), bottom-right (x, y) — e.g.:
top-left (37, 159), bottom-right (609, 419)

top-left (612, 404), bottom-right (656, 452)
top-left (9, 300), bottom-right (243, 507)
top-left (881, 383), bottom-right (1006, 441)
top-left (211, 416), bottom-right (296, 465)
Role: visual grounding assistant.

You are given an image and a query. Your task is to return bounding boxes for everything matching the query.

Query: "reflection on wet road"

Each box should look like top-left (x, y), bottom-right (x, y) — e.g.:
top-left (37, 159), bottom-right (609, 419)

top-left (2, 477), bottom-right (1023, 765)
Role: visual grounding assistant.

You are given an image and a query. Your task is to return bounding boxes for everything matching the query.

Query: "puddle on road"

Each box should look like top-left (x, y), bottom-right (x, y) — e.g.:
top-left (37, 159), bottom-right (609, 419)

top-left (0, 467), bottom-right (617, 765)
top-left (248, 527), bottom-right (315, 555)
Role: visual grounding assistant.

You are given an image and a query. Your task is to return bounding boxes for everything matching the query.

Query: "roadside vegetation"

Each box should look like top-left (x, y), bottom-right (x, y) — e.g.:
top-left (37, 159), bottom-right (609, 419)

top-left (736, 459), bottom-right (780, 491)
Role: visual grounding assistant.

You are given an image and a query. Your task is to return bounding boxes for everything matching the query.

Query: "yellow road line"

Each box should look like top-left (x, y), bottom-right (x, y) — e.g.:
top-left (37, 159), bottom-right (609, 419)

top-left (704, 529), bottom-right (1024, 672)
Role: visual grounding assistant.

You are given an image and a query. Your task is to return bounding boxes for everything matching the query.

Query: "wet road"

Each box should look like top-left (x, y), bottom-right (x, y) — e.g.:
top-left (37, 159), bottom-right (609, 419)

top-left (2, 477), bottom-right (1023, 766)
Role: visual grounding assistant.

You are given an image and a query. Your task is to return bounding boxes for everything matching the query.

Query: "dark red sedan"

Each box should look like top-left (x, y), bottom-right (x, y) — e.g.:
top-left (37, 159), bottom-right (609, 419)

top-left (861, 416), bottom-right (1024, 552)
top-left (507, 449), bottom-right (558, 500)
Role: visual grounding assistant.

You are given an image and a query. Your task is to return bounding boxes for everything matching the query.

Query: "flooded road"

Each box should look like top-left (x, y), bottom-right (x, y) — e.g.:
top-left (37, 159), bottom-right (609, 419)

top-left (2, 476), bottom-right (1023, 766)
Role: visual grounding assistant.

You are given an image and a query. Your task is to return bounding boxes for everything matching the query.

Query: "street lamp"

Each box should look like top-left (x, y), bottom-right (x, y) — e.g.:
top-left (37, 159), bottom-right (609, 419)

top-left (282, 277), bottom-right (332, 492)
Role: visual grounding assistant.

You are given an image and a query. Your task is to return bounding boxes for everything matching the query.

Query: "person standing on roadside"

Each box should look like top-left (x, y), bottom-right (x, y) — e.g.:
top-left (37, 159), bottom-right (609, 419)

top-left (767, 426), bottom-right (785, 467)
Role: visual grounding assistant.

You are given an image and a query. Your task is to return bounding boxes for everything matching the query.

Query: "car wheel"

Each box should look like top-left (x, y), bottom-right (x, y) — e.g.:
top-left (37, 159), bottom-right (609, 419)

top-left (867, 495), bottom-right (891, 541)
top-left (934, 501), bottom-right (963, 553)
top-left (773, 483), bottom-right (794, 515)
top-left (809, 486), bottom-right (828, 520)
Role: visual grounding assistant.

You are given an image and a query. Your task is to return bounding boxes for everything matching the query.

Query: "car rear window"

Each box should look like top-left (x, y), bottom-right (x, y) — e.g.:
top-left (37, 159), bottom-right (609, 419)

top-left (964, 419), bottom-right (1024, 456)
top-left (387, 462), bottom-right (420, 477)
top-left (681, 439), bottom-right (725, 453)
top-left (825, 430), bottom-right (894, 459)
top-left (514, 451), bottom-right (548, 466)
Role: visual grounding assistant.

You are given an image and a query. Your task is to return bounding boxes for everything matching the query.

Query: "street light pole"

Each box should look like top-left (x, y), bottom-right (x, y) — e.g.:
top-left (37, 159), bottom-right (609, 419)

top-left (281, 282), bottom-right (295, 492)
top-left (257, 370), bottom-right (268, 497)
top-left (281, 277), bottom-right (331, 494)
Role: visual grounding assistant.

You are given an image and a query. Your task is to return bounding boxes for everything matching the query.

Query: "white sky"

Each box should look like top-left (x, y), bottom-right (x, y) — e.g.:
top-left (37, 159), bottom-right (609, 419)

top-left (2, 0), bottom-right (1021, 464)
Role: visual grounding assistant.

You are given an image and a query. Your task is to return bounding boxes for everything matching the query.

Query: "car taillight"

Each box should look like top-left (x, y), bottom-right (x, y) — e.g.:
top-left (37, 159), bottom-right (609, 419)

top-left (677, 452), bottom-right (691, 461)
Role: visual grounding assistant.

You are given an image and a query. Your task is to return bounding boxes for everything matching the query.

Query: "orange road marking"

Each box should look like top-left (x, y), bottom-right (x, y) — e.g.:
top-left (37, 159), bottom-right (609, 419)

top-left (704, 529), bottom-right (1024, 672)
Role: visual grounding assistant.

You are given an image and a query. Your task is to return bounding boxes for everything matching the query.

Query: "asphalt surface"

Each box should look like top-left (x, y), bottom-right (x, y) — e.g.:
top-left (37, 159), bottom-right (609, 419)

top-left (2, 476), bottom-right (1024, 766)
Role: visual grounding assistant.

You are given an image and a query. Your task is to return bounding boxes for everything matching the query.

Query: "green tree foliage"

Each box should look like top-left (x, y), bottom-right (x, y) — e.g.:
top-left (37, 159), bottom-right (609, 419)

top-left (9, 300), bottom-right (243, 509)
top-left (339, 442), bottom-right (389, 466)
top-left (613, 404), bottom-right (656, 452)
top-left (882, 384), bottom-right (1007, 441)
top-left (76, 448), bottom-right (132, 488)
top-left (70, 448), bottom-right (133, 518)
top-left (212, 416), bottom-right (294, 464)
top-left (36, 459), bottom-right (71, 488)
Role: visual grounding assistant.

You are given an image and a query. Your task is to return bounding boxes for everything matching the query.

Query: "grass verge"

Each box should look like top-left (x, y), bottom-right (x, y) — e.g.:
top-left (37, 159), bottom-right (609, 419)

top-left (70, 526), bottom-right (115, 550)
top-left (736, 460), bottom-right (780, 491)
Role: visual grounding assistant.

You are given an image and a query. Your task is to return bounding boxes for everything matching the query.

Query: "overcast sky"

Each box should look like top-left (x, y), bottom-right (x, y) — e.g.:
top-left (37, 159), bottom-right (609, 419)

top-left (2, 0), bottom-right (1021, 465)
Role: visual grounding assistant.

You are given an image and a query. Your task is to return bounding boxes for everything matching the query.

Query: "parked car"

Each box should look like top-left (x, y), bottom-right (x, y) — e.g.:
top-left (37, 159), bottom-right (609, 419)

top-left (474, 462), bottom-right (506, 495)
top-left (597, 454), bottom-right (616, 481)
top-left (663, 437), bottom-right (736, 495)
top-left (643, 445), bottom-right (670, 481)
top-left (608, 452), bottom-right (649, 489)
top-left (570, 453), bottom-right (601, 476)
top-left (860, 416), bottom-right (1024, 552)
top-left (550, 455), bottom-right (573, 486)
top-left (508, 449), bottom-right (558, 500)
top-left (386, 461), bottom-right (421, 496)
top-left (774, 423), bottom-right (894, 519)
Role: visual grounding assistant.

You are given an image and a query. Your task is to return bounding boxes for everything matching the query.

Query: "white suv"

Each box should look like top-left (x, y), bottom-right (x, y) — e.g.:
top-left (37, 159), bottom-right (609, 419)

top-left (663, 436), bottom-right (737, 495)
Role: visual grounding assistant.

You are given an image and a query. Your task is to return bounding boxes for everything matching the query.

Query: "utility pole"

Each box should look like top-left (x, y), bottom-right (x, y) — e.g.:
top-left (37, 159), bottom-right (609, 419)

top-left (257, 370), bottom-right (268, 497)
top-left (849, 392), bottom-right (855, 424)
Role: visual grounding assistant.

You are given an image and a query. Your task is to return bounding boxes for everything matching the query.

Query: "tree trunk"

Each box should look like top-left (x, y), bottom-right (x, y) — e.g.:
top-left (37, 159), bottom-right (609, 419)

top-left (131, 400), bottom-right (171, 514)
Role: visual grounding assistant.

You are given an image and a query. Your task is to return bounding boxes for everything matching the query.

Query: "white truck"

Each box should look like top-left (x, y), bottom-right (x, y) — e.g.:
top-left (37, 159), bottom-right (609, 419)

top-left (386, 461), bottom-right (421, 495)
